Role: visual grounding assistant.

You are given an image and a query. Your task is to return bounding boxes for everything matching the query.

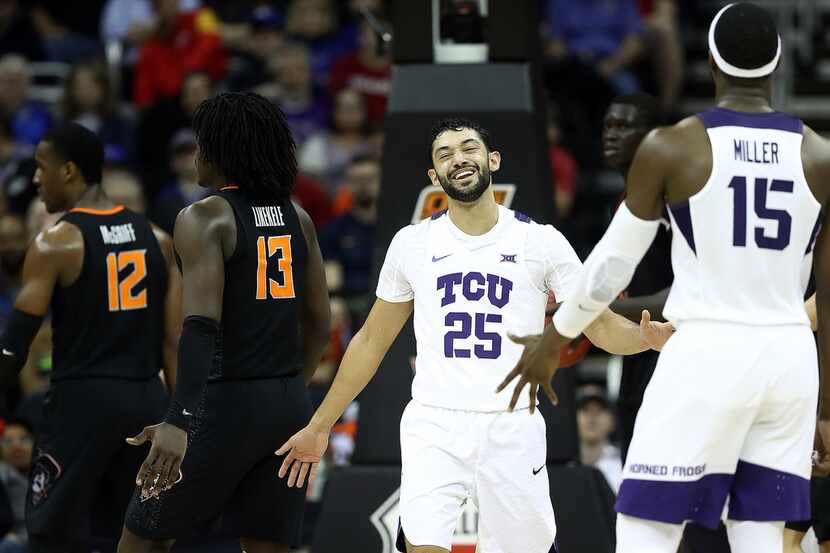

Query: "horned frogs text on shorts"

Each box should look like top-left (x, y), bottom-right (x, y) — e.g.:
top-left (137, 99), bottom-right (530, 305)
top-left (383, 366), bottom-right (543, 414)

top-left (617, 108), bottom-right (821, 527)
top-left (376, 205), bottom-right (582, 552)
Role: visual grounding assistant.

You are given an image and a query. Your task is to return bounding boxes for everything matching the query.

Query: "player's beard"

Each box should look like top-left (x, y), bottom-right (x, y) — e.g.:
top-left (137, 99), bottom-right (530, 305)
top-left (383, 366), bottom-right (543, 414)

top-left (438, 163), bottom-right (490, 203)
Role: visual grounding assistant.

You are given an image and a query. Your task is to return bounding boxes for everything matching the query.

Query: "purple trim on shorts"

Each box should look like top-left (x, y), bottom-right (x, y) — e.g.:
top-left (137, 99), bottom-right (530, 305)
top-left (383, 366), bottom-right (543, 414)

top-left (697, 108), bottom-right (803, 134)
top-left (616, 474), bottom-right (733, 529)
top-left (669, 201), bottom-right (696, 255)
top-left (728, 461), bottom-right (810, 522)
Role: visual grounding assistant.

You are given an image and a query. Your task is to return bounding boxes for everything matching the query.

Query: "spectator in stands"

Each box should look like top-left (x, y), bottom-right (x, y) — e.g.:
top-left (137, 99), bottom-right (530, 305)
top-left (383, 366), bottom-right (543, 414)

top-left (103, 168), bottom-right (145, 214)
top-left (544, 0), bottom-right (645, 95)
top-left (0, 419), bottom-right (33, 550)
top-left (28, 4), bottom-right (100, 64)
top-left (319, 155), bottom-right (379, 300)
top-left (62, 61), bottom-right (136, 167)
top-left (227, 5), bottom-right (286, 91)
top-left (330, 16), bottom-right (390, 125)
top-left (639, 0), bottom-right (683, 114)
top-left (100, 0), bottom-right (200, 47)
top-left (133, 0), bottom-right (227, 108)
top-left (136, 70), bottom-right (213, 198)
top-left (0, 113), bottom-right (35, 216)
top-left (149, 129), bottom-right (204, 234)
top-left (285, 0), bottom-right (357, 86)
top-left (299, 88), bottom-right (371, 194)
top-left (0, 0), bottom-right (45, 61)
top-left (259, 42), bottom-right (329, 146)
top-left (547, 102), bottom-right (579, 220)
top-left (576, 386), bottom-right (623, 493)
top-left (0, 55), bottom-right (52, 147)
top-left (293, 173), bottom-right (333, 230)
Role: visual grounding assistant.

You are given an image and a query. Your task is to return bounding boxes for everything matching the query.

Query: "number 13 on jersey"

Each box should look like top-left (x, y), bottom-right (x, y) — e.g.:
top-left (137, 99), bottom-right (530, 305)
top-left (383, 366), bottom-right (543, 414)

top-left (256, 235), bottom-right (295, 300)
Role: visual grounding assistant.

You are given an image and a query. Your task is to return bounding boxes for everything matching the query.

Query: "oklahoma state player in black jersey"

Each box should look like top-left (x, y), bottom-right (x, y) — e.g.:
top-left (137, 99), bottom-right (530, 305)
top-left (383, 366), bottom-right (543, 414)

top-left (0, 123), bottom-right (181, 552)
top-left (119, 93), bottom-right (330, 553)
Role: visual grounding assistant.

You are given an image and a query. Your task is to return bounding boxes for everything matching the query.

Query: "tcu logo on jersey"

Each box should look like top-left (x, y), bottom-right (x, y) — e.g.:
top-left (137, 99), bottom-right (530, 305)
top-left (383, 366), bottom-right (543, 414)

top-left (437, 272), bottom-right (513, 308)
top-left (437, 273), bottom-right (514, 360)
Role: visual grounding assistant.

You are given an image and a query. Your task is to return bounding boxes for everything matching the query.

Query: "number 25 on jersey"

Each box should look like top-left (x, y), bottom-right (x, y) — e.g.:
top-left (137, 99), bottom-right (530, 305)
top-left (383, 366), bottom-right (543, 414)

top-left (256, 235), bottom-right (295, 300)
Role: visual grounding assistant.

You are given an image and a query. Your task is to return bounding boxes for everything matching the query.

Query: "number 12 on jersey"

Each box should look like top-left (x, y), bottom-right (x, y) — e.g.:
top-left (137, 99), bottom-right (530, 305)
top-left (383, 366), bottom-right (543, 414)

top-left (256, 235), bottom-right (295, 300)
top-left (106, 250), bottom-right (148, 311)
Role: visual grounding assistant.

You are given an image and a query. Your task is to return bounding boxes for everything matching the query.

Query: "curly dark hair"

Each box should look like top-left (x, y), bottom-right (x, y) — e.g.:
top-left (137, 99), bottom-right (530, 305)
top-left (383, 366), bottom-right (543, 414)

top-left (429, 117), bottom-right (494, 156)
top-left (192, 92), bottom-right (297, 201)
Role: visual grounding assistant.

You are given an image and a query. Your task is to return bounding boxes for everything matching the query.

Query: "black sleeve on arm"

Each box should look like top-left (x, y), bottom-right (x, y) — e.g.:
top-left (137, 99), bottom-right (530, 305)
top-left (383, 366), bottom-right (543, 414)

top-left (164, 315), bottom-right (219, 431)
top-left (0, 309), bottom-right (43, 379)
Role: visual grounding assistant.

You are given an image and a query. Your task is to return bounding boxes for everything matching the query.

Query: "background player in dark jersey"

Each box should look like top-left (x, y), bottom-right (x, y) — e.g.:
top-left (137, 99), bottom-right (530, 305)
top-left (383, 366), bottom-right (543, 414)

top-left (0, 122), bottom-right (181, 552)
top-left (118, 92), bottom-right (330, 553)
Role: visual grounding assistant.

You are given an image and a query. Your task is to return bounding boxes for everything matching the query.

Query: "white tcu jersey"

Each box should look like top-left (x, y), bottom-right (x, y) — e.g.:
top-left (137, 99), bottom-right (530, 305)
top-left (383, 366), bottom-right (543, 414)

top-left (664, 108), bottom-right (821, 326)
top-left (376, 205), bottom-right (582, 412)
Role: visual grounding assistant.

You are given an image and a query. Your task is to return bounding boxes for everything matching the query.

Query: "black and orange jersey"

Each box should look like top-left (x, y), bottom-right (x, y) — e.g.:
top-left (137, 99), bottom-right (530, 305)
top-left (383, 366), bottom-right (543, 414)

top-left (50, 206), bottom-right (168, 381)
top-left (207, 186), bottom-right (308, 380)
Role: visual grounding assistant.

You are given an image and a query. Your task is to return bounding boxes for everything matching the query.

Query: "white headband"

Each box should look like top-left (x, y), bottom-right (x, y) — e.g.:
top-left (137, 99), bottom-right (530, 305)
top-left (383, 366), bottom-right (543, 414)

top-left (708, 3), bottom-right (781, 78)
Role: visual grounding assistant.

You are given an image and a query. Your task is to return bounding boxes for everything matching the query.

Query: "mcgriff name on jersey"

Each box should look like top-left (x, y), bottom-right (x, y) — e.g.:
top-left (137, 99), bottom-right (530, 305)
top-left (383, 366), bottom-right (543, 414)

top-left (99, 223), bottom-right (137, 245)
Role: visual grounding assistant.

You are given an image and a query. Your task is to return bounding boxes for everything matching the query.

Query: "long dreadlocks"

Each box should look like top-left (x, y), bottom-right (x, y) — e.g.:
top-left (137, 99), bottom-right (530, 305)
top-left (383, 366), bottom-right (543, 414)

top-left (192, 92), bottom-right (297, 201)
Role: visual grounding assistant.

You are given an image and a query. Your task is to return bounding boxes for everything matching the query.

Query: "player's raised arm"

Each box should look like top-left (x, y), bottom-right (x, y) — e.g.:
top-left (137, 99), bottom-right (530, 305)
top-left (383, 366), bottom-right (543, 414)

top-left (295, 203), bottom-right (331, 384)
top-left (0, 223), bottom-right (80, 385)
top-left (498, 128), bottom-right (672, 411)
top-left (152, 225), bottom-right (182, 391)
top-left (128, 198), bottom-right (230, 498)
top-left (276, 297), bottom-right (413, 488)
top-left (583, 308), bottom-right (673, 355)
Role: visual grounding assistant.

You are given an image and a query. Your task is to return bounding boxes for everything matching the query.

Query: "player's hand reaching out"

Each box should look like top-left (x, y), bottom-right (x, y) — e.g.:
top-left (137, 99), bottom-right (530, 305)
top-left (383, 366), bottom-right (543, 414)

top-left (496, 331), bottom-right (570, 413)
top-left (276, 424), bottom-right (330, 489)
top-left (127, 422), bottom-right (187, 500)
top-left (639, 310), bottom-right (676, 351)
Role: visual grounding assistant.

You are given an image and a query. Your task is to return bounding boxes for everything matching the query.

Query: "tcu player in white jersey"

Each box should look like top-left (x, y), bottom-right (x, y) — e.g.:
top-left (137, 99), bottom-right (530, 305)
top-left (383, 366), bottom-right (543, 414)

top-left (500, 4), bottom-right (830, 553)
top-left (276, 118), bottom-right (672, 553)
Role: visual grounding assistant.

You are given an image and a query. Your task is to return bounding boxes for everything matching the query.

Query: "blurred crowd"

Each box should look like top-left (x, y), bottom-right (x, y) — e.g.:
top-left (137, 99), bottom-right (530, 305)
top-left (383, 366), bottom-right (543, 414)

top-left (0, 0), bottom-right (724, 548)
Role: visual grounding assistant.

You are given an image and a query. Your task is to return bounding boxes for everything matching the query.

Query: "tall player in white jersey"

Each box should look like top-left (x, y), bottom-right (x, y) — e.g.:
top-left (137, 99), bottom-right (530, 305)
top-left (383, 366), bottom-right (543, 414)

top-left (276, 118), bottom-right (672, 553)
top-left (499, 3), bottom-right (830, 553)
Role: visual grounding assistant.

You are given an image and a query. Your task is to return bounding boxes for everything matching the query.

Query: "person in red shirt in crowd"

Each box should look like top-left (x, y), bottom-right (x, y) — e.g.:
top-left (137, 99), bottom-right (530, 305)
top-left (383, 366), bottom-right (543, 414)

top-left (293, 174), bottom-right (333, 229)
top-left (133, 0), bottom-right (227, 108)
top-left (546, 102), bottom-right (579, 220)
top-left (637, 0), bottom-right (683, 113)
top-left (329, 17), bottom-right (390, 126)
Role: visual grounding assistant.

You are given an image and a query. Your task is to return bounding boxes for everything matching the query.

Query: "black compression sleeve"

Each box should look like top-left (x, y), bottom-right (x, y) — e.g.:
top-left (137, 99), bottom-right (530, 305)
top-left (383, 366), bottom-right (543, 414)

top-left (0, 309), bottom-right (43, 383)
top-left (164, 315), bottom-right (219, 431)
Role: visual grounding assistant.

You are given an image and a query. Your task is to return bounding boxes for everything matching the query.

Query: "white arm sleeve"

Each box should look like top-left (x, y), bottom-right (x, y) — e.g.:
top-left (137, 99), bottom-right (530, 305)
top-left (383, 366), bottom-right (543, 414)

top-left (552, 203), bottom-right (660, 338)
top-left (376, 226), bottom-right (414, 303)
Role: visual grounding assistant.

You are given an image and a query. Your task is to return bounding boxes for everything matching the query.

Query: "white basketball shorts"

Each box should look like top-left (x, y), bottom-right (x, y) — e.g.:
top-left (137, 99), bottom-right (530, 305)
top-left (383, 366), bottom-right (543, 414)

top-left (617, 321), bottom-right (817, 528)
top-left (398, 400), bottom-right (557, 552)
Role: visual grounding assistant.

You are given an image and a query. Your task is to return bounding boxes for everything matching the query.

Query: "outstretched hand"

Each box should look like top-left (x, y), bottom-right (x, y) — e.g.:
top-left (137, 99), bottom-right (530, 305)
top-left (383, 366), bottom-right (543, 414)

top-left (639, 310), bottom-right (675, 351)
top-left (126, 422), bottom-right (187, 501)
top-left (496, 331), bottom-right (569, 413)
top-left (276, 424), bottom-right (330, 489)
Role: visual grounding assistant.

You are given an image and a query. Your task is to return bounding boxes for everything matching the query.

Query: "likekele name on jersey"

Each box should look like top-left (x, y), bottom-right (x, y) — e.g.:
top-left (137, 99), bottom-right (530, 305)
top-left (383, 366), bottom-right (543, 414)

top-left (252, 206), bottom-right (286, 228)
